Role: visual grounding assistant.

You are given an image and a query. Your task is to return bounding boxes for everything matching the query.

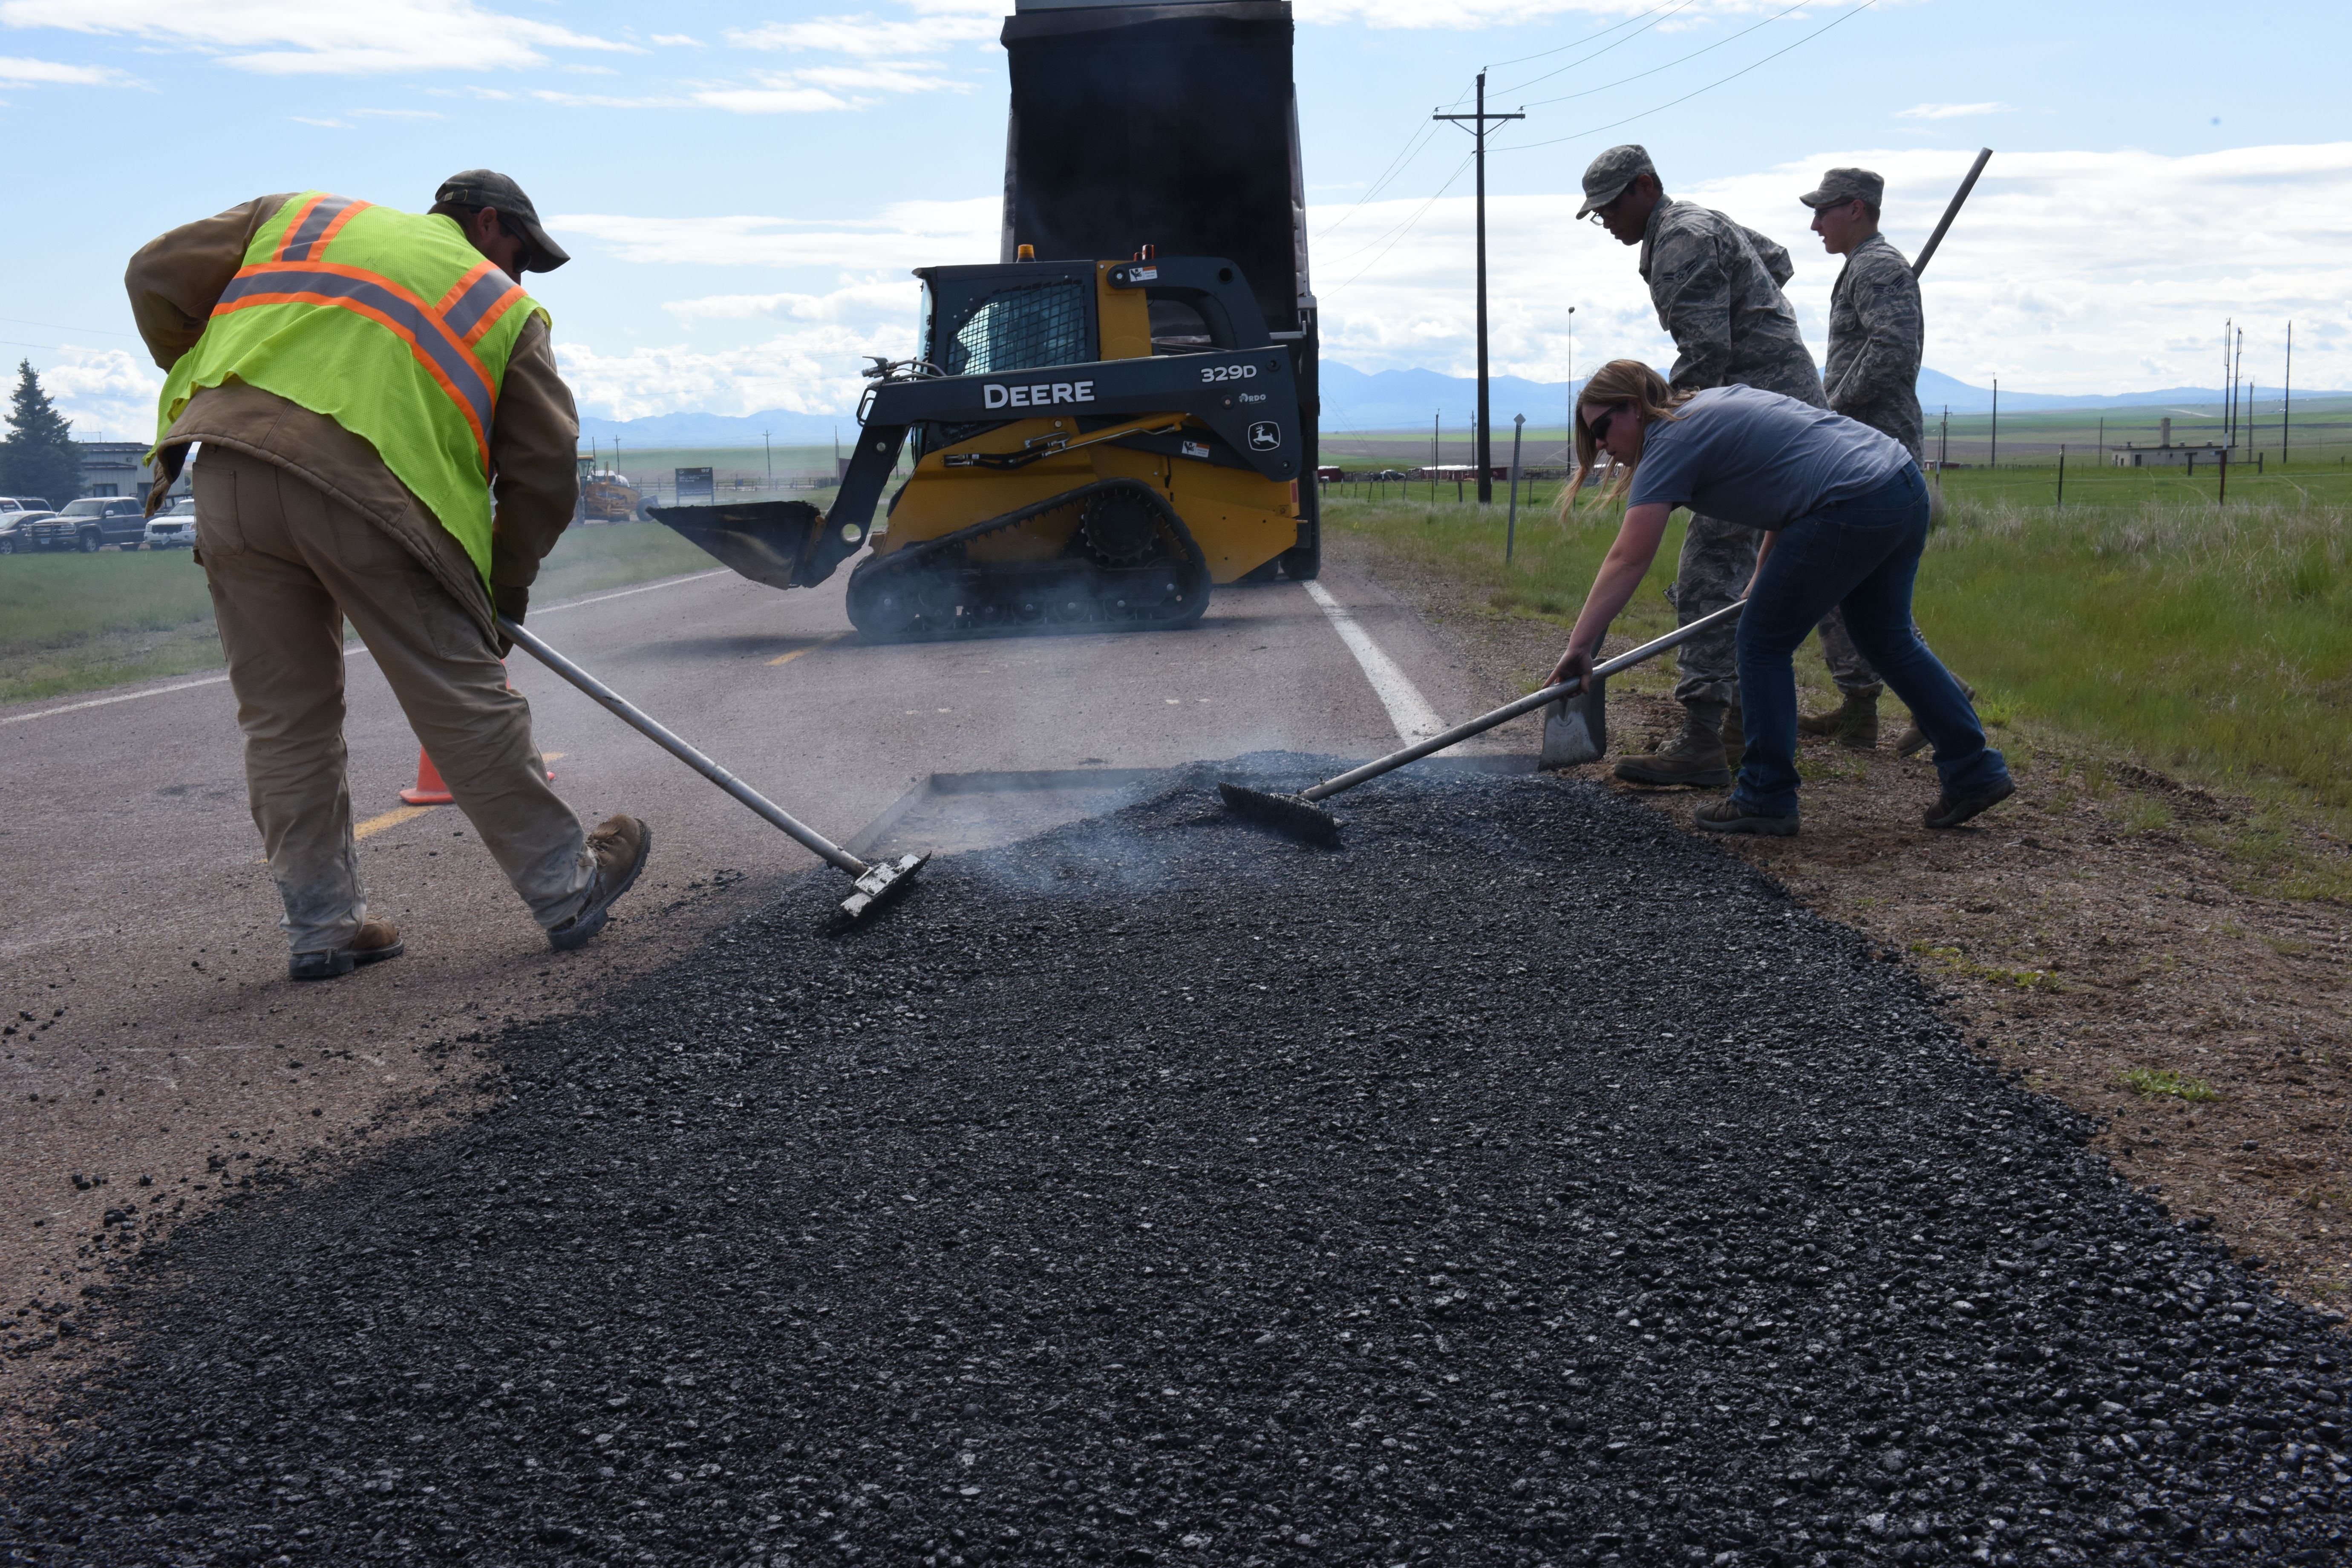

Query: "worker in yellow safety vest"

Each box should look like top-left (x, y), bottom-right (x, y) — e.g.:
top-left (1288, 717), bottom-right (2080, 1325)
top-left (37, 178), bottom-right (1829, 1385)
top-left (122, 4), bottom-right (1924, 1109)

top-left (128, 172), bottom-right (650, 981)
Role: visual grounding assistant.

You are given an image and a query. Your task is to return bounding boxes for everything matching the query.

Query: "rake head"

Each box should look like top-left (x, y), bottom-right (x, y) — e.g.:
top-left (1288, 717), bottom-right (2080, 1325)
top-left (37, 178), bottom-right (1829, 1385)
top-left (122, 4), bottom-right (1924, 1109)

top-left (1539, 673), bottom-right (1608, 768)
top-left (1216, 782), bottom-right (1343, 846)
top-left (835, 851), bottom-right (930, 927)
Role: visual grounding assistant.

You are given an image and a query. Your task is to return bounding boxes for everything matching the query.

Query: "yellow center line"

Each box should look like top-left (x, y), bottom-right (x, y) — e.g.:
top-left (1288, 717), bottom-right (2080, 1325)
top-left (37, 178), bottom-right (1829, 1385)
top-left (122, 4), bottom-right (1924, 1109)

top-left (768, 631), bottom-right (850, 668)
top-left (354, 805), bottom-right (434, 841)
top-left (352, 752), bottom-right (564, 840)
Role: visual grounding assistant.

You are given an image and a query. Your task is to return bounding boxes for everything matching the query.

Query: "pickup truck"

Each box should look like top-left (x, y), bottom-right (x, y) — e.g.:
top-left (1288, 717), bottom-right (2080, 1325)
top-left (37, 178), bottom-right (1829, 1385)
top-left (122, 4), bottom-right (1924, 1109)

top-left (29, 496), bottom-right (150, 551)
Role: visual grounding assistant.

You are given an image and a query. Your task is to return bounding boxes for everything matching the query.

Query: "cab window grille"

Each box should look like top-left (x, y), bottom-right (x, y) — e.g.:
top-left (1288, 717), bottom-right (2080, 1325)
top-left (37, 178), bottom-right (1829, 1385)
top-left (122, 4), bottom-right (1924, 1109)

top-left (944, 282), bottom-right (1089, 377)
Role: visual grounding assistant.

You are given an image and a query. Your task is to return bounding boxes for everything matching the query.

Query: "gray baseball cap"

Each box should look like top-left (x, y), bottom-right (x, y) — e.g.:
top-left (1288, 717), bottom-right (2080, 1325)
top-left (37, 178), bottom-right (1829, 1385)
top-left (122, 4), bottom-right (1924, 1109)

top-left (433, 169), bottom-right (571, 272)
top-left (1799, 167), bottom-right (1884, 210)
top-left (1577, 144), bottom-right (1655, 219)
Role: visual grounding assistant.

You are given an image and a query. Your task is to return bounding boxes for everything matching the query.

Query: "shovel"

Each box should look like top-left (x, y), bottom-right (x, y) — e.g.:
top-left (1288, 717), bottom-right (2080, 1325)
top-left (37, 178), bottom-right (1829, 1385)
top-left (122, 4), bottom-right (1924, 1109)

top-left (498, 617), bottom-right (926, 925)
top-left (1217, 599), bottom-right (1745, 845)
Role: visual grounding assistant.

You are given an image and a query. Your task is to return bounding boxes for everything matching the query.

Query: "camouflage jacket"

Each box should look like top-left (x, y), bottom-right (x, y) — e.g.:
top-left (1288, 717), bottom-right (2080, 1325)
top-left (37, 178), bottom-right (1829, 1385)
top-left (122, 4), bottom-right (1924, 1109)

top-left (1639, 198), bottom-right (1825, 408)
top-left (1825, 232), bottom-right (1925, 459)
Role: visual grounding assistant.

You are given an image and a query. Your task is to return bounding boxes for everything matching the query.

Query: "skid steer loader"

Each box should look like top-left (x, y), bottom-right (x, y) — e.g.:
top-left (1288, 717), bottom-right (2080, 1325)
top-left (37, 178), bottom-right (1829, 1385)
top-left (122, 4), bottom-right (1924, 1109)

top-left (647, 0), bottom-right (1320, 641)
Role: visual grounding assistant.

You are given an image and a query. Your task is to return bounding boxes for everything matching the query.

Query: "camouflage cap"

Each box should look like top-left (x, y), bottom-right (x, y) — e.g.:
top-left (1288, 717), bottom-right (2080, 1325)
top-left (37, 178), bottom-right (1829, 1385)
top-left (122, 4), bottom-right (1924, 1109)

top-left (1577, 144), bottom-right (1656, 219)
top-left (1799, 167), bottom-right (1884, 210)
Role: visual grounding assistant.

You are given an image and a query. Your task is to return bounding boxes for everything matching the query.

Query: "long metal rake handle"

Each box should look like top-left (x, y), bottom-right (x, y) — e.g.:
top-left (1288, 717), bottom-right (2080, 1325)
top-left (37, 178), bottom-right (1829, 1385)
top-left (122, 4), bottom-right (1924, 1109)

top-left (1299, 598), bottom-right (1747, 804)
top-left (497, 616), bottom-right (870, 877)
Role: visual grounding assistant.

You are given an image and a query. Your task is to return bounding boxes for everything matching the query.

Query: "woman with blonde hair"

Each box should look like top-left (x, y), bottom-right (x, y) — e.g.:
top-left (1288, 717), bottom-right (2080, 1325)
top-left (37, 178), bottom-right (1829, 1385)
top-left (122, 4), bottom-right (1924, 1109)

top-left (1549, 359), bottom-right (2011, 834)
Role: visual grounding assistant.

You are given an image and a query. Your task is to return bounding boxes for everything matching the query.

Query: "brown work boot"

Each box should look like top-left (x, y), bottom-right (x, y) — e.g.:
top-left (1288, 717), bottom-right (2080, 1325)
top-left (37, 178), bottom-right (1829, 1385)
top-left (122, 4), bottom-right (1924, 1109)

top-left (549, 814), bottom-right (651, 952)
top-left (1894, 679), bottom-right (1976, 758)
top-left (1614, 705), bottom-right (1731, 788)
top-left (288, 919), bottom-right (404, 982)
top-left (1799, 690), bottom-right (1880, 750)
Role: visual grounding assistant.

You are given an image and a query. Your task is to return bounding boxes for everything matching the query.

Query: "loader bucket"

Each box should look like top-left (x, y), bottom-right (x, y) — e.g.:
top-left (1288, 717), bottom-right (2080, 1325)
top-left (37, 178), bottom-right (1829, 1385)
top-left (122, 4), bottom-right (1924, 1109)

top-left (645, 500), bottom-right (861, 591)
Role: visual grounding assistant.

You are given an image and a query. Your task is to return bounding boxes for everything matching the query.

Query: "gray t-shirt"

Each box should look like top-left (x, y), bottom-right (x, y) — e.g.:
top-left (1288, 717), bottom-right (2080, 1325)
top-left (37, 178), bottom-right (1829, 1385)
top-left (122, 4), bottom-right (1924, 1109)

top-left (1626, 384), bottom-right (1912, 529)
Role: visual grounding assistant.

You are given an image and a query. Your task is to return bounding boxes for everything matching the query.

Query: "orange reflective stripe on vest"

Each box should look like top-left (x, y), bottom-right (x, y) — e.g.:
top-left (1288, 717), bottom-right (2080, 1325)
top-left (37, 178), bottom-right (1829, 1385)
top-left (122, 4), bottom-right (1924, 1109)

top-left (213, 260), bottom-right (501, 461)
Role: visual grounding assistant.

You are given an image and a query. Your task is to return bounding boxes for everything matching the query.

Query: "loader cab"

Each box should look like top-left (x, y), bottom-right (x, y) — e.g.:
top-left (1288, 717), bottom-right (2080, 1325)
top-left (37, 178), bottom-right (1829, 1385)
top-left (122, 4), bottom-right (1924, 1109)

top-left (908, 256), bottom-right (1278, 463)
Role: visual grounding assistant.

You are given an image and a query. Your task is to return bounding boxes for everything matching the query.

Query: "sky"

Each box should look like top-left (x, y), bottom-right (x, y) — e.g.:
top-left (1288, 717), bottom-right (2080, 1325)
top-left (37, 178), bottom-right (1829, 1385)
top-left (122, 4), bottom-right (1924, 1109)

top-left (3, 0), bottom-right (2346, 439)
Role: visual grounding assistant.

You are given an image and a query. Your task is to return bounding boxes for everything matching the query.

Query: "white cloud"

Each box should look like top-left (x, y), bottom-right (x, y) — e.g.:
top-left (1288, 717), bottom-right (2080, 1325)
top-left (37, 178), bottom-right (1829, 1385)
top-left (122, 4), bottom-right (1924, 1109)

top-left (649, 33), bottom-right (702, 48)
top-left (550, 198), bottom-right (998, 271)
top-left (0, 52), bottom-right (122, 84)
top-left (1294, 0), bottom-right (1854, 29)
top-left (290, 114), bottom-right (347, 127)
top-left (531, 143), bottom-right (2352, 420)
top-left (40, 347), bottom-right (164, 442)
top-left (1315, 142), bottom-right (2352, 398)
top-left (0, 0), bottom-right (634, 75)
top-left (1897, 101), bottom-right (2013, 120)
top-left (558, 306), bottom-right (920, 425)
top-left (354, 106), bottom-right (441, 119)
top-left (689, 80), bottom-right (854, 115)
top-left (729, 13), bottom-right (997, 56)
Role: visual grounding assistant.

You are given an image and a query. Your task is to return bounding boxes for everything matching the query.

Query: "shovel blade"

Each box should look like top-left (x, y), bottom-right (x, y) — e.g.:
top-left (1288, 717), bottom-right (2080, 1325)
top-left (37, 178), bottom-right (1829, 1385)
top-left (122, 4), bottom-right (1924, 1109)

top-left (1540, 674), bottom-right (1608, 768)
top-left (1216, 782), bottom-right (1343, 846)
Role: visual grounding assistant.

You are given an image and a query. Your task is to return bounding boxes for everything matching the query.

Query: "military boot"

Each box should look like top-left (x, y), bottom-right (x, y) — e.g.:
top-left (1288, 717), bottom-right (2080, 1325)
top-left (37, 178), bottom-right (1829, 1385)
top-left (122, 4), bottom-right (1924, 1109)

top-left (1614, 701), bottom-right (1731, 787)
top-left (1895, 679), bottom-right (1975, 758)
top-left (1799, 690), bottom-right (1879, 750)
top-left (1722, 703), bottom-right (1746, 774)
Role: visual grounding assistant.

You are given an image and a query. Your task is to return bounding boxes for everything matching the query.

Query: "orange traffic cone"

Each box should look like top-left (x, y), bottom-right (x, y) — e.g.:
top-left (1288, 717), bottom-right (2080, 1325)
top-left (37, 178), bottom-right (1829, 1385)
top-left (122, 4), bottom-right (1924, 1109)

top-left (399, 749), bottom-right (455, 806)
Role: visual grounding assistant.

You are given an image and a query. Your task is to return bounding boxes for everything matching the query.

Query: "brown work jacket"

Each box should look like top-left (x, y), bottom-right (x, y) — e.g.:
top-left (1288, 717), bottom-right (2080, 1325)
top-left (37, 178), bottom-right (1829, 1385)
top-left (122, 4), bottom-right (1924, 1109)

top-left (125, 194), bottom-right (581, 638)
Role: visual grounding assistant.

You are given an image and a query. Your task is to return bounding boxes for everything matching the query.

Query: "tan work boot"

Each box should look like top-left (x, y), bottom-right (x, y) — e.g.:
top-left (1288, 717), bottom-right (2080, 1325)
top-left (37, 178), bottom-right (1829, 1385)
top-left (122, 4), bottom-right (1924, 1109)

top-left (1614, 703), bottom-right (1732, 787)
top-left (289, 919), bottom-right (404, 982)
top-left (1799, 690), bottom-right (1880, 750)
top-left (549, 814), bottom-right (651, 951)
top-left (1894, 680), bottom-right (1975, 758)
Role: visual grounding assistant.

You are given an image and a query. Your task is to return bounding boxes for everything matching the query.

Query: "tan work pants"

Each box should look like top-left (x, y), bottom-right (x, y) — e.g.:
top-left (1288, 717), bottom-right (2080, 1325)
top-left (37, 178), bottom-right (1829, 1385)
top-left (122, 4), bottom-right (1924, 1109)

top-left (194, 447), bottom-right (593, 954)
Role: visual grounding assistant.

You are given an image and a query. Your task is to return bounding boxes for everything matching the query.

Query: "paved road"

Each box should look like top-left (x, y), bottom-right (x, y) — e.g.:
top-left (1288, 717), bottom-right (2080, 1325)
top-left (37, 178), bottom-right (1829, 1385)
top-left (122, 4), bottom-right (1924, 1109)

top-left (0, 557), bottom-right (1514, 1354)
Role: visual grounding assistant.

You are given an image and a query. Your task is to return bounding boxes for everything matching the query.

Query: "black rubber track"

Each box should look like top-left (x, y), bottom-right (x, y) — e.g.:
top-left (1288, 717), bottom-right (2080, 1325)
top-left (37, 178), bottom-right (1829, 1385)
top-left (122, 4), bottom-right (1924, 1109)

top-left (6, 762), bottom-right (2348, 1568)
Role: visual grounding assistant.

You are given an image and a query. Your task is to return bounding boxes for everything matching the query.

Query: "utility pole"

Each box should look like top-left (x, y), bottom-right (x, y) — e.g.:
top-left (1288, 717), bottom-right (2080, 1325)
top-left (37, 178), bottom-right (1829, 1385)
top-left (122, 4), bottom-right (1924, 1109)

top-left (1564, 305), bottom-right (1576, 466)
top-left (2284, 320), bottom-right (2293, 464)
top-left (764, 429), bottom-right (772, 484)
top-left (1434, 73), bottom-right (1523, 504)
top-left (1431, 412), bottom-right (1440, 502)
top-left (1940, 405), bottom-right (1948, 469)
top-left (2234, 328), bottom-right (2244, 449)
top-left (1507, 412), bottom-right (1525, 562)
top-left (1990, 378), bottom-right (1999, 468)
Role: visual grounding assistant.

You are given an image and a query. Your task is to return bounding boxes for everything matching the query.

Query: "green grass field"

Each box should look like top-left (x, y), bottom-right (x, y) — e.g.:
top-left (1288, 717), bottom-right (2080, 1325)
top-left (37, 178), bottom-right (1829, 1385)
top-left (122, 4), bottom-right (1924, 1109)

top-left (1322, 466), bottom-right (2352, 896)
top-left (0, 521), bottom-right (717, 707)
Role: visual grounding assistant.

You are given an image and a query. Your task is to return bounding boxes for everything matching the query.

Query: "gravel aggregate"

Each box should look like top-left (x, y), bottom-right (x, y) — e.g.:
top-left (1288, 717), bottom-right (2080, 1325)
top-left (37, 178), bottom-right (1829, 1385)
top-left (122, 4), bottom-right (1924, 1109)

top-left (6, 759), bottom-right (2349, 1567)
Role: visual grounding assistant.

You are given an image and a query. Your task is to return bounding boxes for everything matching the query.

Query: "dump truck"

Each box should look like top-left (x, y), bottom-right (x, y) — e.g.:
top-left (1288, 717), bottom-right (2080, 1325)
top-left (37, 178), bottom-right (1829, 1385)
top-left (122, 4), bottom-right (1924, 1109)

top-left (647, 0), bottom-right (1318, 640)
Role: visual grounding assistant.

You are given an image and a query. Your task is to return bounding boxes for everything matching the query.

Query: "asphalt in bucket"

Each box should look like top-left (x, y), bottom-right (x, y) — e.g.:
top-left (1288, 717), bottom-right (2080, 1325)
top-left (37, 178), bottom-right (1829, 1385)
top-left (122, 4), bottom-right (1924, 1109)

top-left (5, 759), bottom-right (2347, 1568)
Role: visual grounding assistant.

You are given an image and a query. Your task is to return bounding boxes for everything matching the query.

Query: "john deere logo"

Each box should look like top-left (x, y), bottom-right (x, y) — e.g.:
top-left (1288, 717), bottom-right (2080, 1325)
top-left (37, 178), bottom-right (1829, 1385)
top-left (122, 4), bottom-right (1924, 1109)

top-left (1248, 421), bottom-right (1282, 451)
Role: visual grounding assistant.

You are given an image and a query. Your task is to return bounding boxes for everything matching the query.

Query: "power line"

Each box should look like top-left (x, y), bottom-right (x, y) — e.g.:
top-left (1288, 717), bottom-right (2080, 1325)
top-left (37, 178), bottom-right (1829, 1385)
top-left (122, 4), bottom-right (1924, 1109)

top-left (1517, 0), bottom-right (1817, 109)
top-left (1490, 0), bottom-right (1701, 98)
top-left (0, 315), bottom-right (144, 340)
top-left (1331, 153), bottom-right (1479, 290)
top-left (1496, 2), bottom-right (1875, 156)
top-left (1313, 116), bottom-right (1449, 241)
top-left (1482, 0), bottom-right (1694, 72)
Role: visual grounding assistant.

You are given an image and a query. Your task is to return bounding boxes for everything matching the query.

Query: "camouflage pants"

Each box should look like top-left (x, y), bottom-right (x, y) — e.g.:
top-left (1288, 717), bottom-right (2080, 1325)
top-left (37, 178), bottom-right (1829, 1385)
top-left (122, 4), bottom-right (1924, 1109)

top-left (1669, 513), bottom-right (1757, 707)
top-left (1815, 606), bottom-right (1884, 698)
top-left (1676, 516), bottom-right (1889, 701)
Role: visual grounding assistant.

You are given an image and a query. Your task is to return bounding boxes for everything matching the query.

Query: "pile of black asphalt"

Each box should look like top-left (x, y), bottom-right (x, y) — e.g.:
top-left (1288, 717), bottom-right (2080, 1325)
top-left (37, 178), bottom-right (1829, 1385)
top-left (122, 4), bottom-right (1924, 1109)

top-left (6, 758), bottom-right (2348, 1568)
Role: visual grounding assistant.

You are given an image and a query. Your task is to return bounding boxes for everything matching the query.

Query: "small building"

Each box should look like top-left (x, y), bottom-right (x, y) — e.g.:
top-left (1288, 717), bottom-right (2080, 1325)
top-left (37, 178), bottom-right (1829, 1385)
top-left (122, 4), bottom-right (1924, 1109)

top-left (76, 441), bottom-right (188, 502)
top-left (2111, 416), bottom-right (2228, 468)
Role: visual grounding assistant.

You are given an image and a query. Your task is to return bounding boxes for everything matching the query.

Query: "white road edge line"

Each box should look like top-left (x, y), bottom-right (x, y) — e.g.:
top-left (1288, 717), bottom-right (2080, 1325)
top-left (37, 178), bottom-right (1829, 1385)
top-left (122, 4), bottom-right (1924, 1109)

top-left (1301, 579), bottom-right (1445, 744)
top-left (0, 568), bottom-right (731, 726)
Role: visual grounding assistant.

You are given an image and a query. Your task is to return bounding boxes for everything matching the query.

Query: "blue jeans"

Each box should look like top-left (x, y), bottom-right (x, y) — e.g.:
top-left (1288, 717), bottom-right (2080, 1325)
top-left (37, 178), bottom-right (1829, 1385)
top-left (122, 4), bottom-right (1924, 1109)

top-left (1732, 464), bottom-right (2008, 817)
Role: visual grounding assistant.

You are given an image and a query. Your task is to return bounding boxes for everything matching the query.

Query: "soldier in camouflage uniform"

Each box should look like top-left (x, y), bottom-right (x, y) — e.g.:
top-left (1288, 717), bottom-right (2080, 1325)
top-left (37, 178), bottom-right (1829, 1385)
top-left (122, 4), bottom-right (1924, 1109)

top-left (1578, 144), bottom-right (1830, 786)
top-left (1797, 167), bottom-right (1951, 753)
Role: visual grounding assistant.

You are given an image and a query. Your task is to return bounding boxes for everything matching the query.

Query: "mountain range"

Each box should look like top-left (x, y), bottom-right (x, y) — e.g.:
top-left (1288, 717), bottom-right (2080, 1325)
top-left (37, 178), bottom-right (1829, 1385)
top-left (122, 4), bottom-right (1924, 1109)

top-left (576, 364), bottom-right (2331, 446)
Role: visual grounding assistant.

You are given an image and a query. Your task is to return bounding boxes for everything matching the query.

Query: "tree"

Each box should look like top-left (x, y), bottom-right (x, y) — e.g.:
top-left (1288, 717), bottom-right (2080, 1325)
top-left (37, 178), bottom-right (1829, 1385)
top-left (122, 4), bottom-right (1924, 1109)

top-left (0, 360), bottom-right (83, 507)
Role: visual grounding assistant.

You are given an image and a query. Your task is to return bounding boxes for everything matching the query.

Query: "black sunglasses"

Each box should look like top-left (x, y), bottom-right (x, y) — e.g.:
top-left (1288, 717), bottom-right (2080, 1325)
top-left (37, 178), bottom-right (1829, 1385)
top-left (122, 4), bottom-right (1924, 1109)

top-left (1585, 404), bottom-right (1627, 443)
